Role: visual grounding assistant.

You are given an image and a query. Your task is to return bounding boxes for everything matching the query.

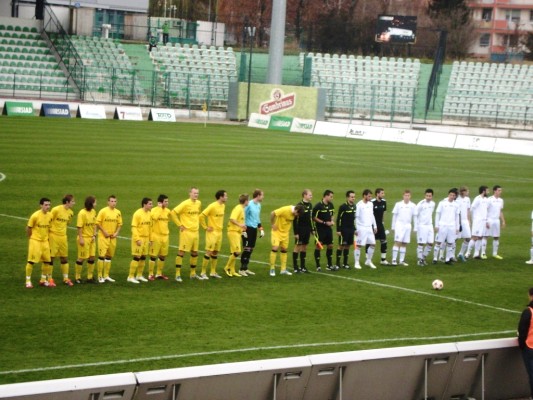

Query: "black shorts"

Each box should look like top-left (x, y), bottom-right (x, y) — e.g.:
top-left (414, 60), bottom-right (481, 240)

top-left (295, 228), bottom-right (311, 245)
top-left (375, 224), bottom-right (386, 241)
top-left (316, 227), bottom-right (333, 246)
top-left (242, 226), bottom-right (258, 248)
top-left (338, 228), bottom-right (355, 246)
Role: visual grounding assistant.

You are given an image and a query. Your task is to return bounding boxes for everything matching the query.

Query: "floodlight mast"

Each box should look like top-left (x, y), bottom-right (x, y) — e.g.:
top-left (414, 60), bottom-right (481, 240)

top-left (266, 0), bottom-right (286, 85)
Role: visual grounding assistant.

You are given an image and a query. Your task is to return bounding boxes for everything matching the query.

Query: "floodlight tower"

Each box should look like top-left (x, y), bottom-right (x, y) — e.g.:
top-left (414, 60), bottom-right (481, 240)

top-left (266, 0), bottom-right (286, 84)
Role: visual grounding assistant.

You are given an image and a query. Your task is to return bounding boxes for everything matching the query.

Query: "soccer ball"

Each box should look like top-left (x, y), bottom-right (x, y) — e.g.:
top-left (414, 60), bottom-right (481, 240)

top-left (432, 279), bottom-right (444, 290)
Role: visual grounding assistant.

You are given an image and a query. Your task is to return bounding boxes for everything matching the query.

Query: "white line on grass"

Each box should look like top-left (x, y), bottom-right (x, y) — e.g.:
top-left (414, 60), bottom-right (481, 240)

top-left (0, 329), bottom-right (515, 376)
top-left (0, 173), bottom-right (5, 182)
top-left (319, 154), bottom-right (533, 183)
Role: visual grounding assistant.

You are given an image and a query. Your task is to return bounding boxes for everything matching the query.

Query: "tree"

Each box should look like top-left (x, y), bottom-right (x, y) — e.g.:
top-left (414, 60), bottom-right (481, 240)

top-left (522, 32), bottom-right (533, 61)
top-left (427, 0), bottom-right (476, 59)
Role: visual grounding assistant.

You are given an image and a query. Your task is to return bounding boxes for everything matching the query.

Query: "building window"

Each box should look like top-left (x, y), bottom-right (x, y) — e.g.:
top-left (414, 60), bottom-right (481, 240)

top-left (505, 9), bottom-right (521, 23)
top-left (530, 9), bottom-right (533, 21)
top-left (479, 33), bottom-right (490, 47)
top-left (482, 8), bottom-right (492, 22)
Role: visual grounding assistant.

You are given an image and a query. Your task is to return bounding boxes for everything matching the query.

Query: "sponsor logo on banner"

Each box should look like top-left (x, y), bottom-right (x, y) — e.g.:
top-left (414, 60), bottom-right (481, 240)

top-left (347, 124), bottom-right (383, 140)
top-left (313, 121), bottom-right (349, 137)
top-left (268, 116), bottom-right (293, 131)
top-left (382, 127), bottom-right (418, 144)
top-left (41, 103), bottom-right (70, 118)
top-left (454, 135), bottom-right (495, 152)
top-left (248, 113), bottom-right (270, 129)
top-left (291, 118), bottom-right (315, 134)
top-left (77, 105), bottom-right (107, 119)
top-left (3, 101), bottom-right (34, 116)
top-left (115, 107), bottom-right (143, 121)
top-left (149, 108), bottom-right (176, 122)
top-left (259, 89), bottom-right (296, 115)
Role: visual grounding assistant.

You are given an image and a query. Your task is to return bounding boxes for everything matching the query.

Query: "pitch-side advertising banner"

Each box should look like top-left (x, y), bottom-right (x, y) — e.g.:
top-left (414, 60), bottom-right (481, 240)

top-left (493, 138), bottom-right (533, 156)
top-left (248, 113), bottom-right (270, 129)
top-left (417, 131), bottom-right (456, 148)
top-left (2, 101), bottom-right (34, 116)
top-left (149, 108), bottom-right (176, 122)
top-left (268, 115), bottom-right (293, 131)
top-left (381, 127), bottom-right (419, 144)
top-left (114, 107), bottom-right (143, 121)
top-left (77, 104), bottom-right (106, 119)
top-left (291, 118), bottom-right (316, 134)
top-left (40, 103), bottom-right (71, 118)
top-left (236, 83), bottom-right (319, 120)
top-left (313, 121), bottom-right (349, 137)
top-left (346, 124), bottom-right (383, 141)
top-left (454, 135), bottom-right (496, 152)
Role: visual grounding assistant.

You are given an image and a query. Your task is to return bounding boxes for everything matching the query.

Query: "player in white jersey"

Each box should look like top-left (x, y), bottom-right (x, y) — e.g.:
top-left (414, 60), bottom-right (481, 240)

top-left (466, 185), bottom-right (489, 259)
top-left (414, 189), bottom-right (435, 266)
top-left (526, 211), bottom-right (533, 265)
top-left (391, 190), bottom-right (417, 266)
top-left (354, 189), bottom-right (378, 269)
top-left (433, 188), bottom-right (460, 264)
top-left (455, 186), bottom-right (471, 262)
top-left (484, 185), bottom-right (505, 259)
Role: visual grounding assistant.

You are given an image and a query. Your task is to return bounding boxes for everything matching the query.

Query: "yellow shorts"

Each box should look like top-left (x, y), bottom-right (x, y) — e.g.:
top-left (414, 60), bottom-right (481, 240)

top-left (27, 238), bottom-right (51, 263)
top-left (271, 231), bottom-right (289, 250)
top-left (205, 230), bottom-right (222, 252)
top-left (132, 237), bottom-right (150, 257)
top-left (150, 234), bottom-right (169, 257)
top-left (227, 231), bottom-right (242, 254)
top-left (49, 232), bottom-right (68, 258)
top-left (98, 236), bottom-right (117, 258)
top-left (178, 229), bottom-right (199, 252)
top-left (77, 236), bottom-right (96, 259)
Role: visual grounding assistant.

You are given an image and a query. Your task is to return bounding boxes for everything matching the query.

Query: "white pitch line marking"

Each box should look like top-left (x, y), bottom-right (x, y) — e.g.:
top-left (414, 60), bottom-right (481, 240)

top-left (0, 330), bottom-right (515, 376)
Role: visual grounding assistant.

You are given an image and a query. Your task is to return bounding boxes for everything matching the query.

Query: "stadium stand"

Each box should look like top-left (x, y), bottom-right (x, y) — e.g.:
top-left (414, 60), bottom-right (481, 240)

top-left (0, 24), bottom-right (74, 97)
top-left (443, 61), bottom-right (533, 125)
top-left (149, 43), bottom-right (237, 107)
top-left (67, 36), bottom-right (145, 103)
top-left (302, 52), bottom-right (421, 117)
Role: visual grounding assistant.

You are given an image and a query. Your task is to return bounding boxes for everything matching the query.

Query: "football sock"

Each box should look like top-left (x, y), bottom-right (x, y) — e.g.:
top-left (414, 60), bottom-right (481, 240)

top-left (104, 260), bottom-right (112, 277)
top-left (270, 250), bottom-right (277, 268)
top-left (25, 263), bottom-right (33, 281)
top-left (399, 247), bottom-right (406, 262)
top-left (417, 245), bottom-right (423, 260)
top-left (292, 252), bottom-right (298, 269)
top-left (149, 259), bottom-right (156, 276)
top-left (97, 259), bottom-right (104, 278)
top-left (343, 248), bottom-right (349, 265)
top-left (481, 238), bottom-right (487, 254)
top-left (336, 249), bottom-right (341, 266)
top-left (493, 239), bottom-right (499, 256)
top-left (367, 246), bottom-right (375, 260)
top-left (61, 262), bottom-right (69, 280)
top-left (210, 256), bottom-right (218, 274)
top-left (136, 259), bottom-right (145, 277)
top-left (201, 255), bottom-right (210, 275)
top-left (87, 260), bottom-right (95, 279)
top-left (129, 260), bottom-right (138, 278)
top-left (299, 252), bottom-right (306, 269)
top-left (156, 259), bottom-right (164, 276)
top-left (314, 249), bottom-right (320, 267)
top-left (354, 248), bottom-right (360, 264)
top-left (392, 246), bottom-right (399, 262)
top-left (433, 244), bottom-right (440, 260)
top-left (280, 252), bottom-right (287, 270)
top-left (75, 261), bottom-right (83, 280)
top-left (326, 248), bottom-right (333, 265)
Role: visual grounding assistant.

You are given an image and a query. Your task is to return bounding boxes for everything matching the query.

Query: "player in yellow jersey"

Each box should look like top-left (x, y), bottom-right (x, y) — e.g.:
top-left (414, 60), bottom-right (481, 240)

top-left (96, 195), bottom-right (123, 283)
top-left (24, 198), bottom-right (53, 288)
top-left (49, 194), bottom-right (75, 286)
top-left (149, 194), bottom-right (171, 280)
top-left (170, 187), bottom-right (202, 282)
top-left (199, 190), bottom-right (228, 279)
top-left (75, 196), bottom-right (97, 284)
top-left (224, 194), bottom-right (249, 277)
top-left (269, 204), bottom-right (305, 276)
top-left (128, 197), bottom-right (153, 283)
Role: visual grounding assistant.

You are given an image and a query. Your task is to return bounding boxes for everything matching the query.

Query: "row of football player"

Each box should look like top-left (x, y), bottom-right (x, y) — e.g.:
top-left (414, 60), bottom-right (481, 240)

top-left (22, 184), bottom-right (528, 287)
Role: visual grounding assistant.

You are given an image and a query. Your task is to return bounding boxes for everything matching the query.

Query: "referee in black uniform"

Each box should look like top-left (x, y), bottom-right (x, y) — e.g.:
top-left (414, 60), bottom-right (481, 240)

top-left (336, 190), bottom-right (356, 269)
top-left (292, 189), bottom-right (313, 273)
top-left (370, 188), bottom-right (389, 265)
top-left (312, 190), bottom-right (335, 271)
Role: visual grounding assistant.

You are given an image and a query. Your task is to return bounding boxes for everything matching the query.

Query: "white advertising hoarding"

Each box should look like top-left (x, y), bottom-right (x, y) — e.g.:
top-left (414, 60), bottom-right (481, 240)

top-left (248, 113), bottom-right (270, 129)
top-left (454, 135), bottom-right (496, 152)
top-left (346, 124), bottom-right (383, 141)
top-left (291, 118), bottom-right (315, 134)
top-left (417, 131), bottom-right (457, 148)
top-left (381, 127), bottom-right (419, 144)
top-left (313, 121), bottom-right (348, 137)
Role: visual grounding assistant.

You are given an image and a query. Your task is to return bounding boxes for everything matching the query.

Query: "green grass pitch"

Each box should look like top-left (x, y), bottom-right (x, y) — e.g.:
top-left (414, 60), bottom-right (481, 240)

top-left (0, 117), bottom-right (532, 384)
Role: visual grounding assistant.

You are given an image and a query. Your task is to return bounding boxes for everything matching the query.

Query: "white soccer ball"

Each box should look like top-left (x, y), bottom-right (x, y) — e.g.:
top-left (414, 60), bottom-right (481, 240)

top-left (432, 279), bottom-right (444, 290)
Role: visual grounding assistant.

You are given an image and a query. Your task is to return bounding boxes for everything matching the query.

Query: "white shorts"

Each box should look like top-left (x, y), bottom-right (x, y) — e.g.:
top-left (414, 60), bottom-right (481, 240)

top-left (394, 223), bottom-right (412, 244)
top-left (416, 225), bottom-right (434, 244)
top-left (458, 219), bottom-right (471, 239)
top-left (487, 219), bottom-right (501, 237)
top-left (356, 226), bottom-right (376, 247)
top-left (471, 219), bottom-right (486, 237)
top-left (436, 225), bottom-right (457, 244)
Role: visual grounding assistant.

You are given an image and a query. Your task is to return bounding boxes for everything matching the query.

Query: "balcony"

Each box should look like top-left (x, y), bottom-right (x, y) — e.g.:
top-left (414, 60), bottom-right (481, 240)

top-left (468, 0), bottom-right (533, 7)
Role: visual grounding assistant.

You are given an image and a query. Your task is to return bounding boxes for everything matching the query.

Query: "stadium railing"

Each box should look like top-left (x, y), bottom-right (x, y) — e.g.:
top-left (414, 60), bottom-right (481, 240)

top-left (0, 337), bottom-right (528, 399)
